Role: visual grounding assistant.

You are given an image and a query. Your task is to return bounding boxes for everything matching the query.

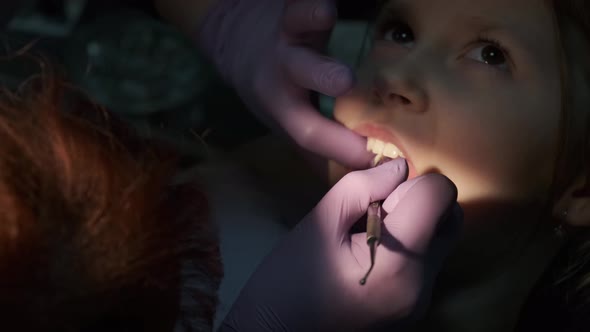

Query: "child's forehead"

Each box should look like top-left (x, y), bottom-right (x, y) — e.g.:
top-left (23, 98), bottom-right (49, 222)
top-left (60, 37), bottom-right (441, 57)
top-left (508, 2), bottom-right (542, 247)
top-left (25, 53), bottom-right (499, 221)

top-left (380, 0), bottom-right (557, 60)
top-left (381, 0), bottom-right (553, 27)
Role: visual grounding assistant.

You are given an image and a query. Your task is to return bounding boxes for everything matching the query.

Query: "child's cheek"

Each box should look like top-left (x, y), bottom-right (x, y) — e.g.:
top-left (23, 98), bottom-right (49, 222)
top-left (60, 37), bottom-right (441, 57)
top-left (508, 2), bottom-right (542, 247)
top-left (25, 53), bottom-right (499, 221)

top-left (333, 91), bottom-right (369, 131)
top-left (371, 41), bottom-right (407, 61)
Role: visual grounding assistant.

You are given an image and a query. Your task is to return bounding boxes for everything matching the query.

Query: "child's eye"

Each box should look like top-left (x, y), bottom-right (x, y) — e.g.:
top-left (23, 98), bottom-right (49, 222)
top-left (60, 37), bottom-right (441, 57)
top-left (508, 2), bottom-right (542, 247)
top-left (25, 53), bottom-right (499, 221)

top-left (464, 40), bottom-right (510, 71)
top-left (380, 22), bottom-right (416, 47)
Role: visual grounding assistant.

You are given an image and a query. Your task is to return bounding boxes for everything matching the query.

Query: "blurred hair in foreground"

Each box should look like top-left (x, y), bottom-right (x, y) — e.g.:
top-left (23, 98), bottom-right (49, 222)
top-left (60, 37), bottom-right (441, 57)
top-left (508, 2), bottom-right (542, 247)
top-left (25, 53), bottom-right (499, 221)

top-left (0, 61), bottom-right (222, 331)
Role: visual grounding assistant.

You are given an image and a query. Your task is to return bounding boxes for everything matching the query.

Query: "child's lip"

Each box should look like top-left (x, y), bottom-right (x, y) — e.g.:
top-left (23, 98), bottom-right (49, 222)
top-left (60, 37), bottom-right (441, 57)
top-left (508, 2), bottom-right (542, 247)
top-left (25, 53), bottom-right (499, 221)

top-left (353, 123), bottom-right (410, 159)
top-left (353, 123), bottom-right (418, 179)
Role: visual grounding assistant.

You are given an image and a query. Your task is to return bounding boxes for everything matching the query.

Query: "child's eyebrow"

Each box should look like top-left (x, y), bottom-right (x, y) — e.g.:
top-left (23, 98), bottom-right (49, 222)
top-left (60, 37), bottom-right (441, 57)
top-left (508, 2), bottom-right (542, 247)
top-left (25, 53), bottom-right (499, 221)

top-left (457, 15), bottom-right (545, 62)
top-left (378, 0), bottom-right (413, 23)
top-left (379, 0), bottom-right (553, 66)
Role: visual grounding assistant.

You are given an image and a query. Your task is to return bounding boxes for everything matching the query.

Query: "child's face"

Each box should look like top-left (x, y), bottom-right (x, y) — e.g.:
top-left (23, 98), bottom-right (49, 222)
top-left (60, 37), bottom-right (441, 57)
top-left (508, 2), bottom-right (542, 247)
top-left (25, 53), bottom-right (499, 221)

top-left (334, 0), bottom-right (562, 204)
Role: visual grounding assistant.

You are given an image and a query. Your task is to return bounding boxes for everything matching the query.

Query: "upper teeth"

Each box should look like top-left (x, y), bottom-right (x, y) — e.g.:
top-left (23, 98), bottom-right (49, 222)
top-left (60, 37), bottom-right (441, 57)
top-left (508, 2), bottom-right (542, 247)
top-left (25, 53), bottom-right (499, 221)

top-left (367, 138), bottom-right (405, 159)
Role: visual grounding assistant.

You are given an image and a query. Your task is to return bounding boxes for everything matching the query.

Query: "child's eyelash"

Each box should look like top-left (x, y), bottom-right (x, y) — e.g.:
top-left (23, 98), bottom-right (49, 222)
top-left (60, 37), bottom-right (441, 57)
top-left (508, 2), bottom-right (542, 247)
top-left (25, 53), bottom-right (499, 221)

top-left (373, 8), bottom-right (406, 37)
top-left (473, 35), bottom-right (512, 62)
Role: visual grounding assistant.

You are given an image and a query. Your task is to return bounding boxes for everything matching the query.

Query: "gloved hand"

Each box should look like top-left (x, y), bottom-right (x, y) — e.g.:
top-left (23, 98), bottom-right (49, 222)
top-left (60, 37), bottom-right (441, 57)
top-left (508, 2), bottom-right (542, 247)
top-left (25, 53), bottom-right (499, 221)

top-left (219, 159), bottom-right (463, 331)
top-left (197, 0), bottom-right (373, 169)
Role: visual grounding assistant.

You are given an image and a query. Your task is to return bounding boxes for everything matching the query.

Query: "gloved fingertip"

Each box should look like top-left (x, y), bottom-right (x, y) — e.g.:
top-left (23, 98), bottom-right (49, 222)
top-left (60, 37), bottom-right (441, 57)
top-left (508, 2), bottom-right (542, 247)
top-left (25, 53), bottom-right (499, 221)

top-left (382, 173), bottom-right (457, 214)
top-left (334, 67), bottom-right (356, 92)
top-left (381, 173), bottom-right (425, 212)
top-left (323, 64), bottom-right (355, 96)
top-left (377, 157), bottom-right (408, 175)
top-left (332, 137), bottom-right (374, 170)
top-left (356, 151), bottom-right (376, 169)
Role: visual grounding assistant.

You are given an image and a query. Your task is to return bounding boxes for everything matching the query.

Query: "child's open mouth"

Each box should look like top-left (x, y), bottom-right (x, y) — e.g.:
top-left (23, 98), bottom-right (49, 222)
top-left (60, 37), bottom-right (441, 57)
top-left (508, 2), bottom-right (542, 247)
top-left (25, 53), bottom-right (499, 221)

top-left (366, 138), bottom-right (418, 179)
top-left (367, 138), bottom-right (406, 159)
top-left (354, 124), bottom-right (418, 179)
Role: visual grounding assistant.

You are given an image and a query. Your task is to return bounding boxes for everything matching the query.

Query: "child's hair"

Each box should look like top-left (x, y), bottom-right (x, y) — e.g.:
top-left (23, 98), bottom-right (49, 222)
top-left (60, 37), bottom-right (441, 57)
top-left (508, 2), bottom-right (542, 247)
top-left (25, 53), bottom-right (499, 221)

top-left (0, 65), bottom-right (222, 331)
top-left (549, 0), bottom-right (590, 307)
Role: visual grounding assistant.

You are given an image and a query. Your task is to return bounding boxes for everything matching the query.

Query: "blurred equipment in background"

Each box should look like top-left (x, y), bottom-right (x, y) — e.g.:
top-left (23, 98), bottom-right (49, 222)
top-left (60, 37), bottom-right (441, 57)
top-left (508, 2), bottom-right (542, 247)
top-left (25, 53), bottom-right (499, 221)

top-left (0, 1), bottom-right (378, 156)
top-left (8, 0), bottom-right (86, 37)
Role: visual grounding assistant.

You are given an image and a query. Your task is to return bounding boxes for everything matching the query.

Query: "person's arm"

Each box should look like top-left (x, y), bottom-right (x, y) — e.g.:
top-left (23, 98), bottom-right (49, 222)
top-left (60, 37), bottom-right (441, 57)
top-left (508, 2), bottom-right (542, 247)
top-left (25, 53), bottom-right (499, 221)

top-left (154, 0), bottom-right (373, 169)
top-left (153, 0), bottom-right (216, 35)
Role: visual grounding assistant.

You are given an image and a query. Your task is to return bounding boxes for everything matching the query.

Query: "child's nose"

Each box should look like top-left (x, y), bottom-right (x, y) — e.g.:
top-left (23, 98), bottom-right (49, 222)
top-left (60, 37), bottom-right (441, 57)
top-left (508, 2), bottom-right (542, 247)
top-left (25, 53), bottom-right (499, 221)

top-left (372, 71), bottom-right (427, 113)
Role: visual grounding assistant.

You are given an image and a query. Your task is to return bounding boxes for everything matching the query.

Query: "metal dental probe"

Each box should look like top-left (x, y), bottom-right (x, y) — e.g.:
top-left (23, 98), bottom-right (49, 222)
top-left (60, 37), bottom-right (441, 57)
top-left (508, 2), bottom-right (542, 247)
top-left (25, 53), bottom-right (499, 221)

top-left (359, 153), bottom-right (385, 286)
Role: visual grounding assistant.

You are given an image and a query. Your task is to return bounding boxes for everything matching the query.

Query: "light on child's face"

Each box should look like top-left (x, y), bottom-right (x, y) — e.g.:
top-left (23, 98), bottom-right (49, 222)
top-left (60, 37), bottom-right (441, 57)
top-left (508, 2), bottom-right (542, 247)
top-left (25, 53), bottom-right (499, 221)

top-left (333, 0), bottom-right (562, 207)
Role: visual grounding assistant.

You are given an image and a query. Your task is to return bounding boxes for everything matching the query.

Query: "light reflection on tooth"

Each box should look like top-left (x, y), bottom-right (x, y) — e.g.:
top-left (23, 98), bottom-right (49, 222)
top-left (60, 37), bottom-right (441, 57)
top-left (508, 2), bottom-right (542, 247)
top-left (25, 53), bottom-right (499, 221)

top-left (383, 143), bottom-right (398, 159)
top-left (387, 149), bottom-right (399, 159)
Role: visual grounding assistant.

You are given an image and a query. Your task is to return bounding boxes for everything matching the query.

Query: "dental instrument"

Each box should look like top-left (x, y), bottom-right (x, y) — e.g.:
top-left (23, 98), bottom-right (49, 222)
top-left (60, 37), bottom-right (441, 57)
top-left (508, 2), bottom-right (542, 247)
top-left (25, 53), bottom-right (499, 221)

top-left (359, 153), bottom-right (385, 285)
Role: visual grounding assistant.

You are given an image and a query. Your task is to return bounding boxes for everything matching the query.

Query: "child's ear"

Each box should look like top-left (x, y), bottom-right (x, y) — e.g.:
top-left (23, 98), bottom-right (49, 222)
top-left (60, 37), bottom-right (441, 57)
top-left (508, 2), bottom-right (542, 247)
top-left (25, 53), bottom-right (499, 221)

top-left (552, 174), bottom-right (590, 227)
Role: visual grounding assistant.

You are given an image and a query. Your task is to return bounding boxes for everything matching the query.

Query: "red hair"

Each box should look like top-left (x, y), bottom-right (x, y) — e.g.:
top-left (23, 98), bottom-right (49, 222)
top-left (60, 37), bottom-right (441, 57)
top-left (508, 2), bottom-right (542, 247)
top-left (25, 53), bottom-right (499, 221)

top-left (0, 67), bottom-right (222, 331)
